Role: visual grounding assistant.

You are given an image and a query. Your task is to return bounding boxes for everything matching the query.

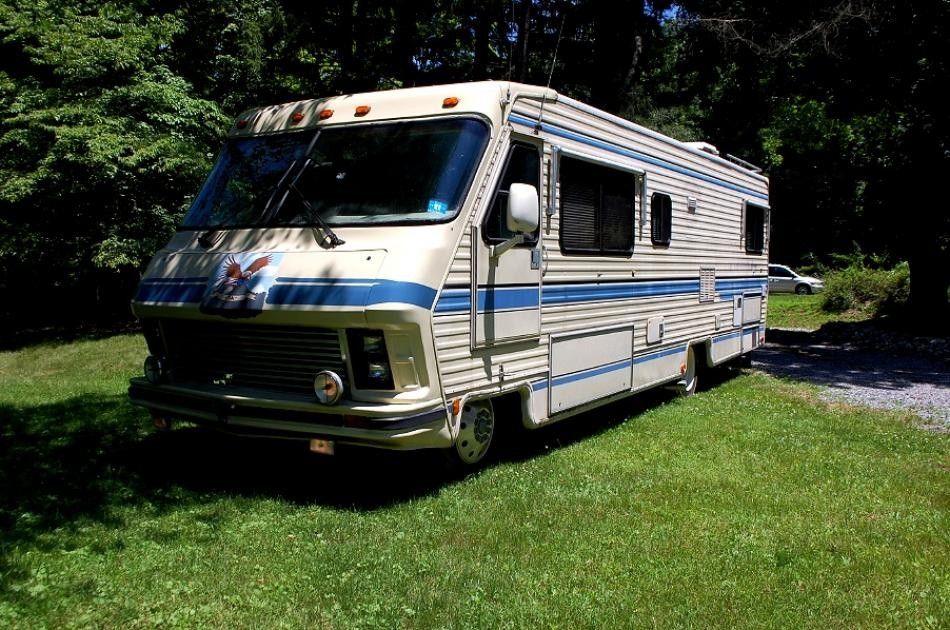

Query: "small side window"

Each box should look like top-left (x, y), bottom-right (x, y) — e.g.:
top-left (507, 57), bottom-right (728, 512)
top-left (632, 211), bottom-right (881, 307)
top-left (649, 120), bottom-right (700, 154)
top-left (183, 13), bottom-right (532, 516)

top-left (651, 192), bottom-right (672, 246)
top-left (484, 143), bottom-right (541, 244)
top-left (745, 202), bottom-right (766, 254)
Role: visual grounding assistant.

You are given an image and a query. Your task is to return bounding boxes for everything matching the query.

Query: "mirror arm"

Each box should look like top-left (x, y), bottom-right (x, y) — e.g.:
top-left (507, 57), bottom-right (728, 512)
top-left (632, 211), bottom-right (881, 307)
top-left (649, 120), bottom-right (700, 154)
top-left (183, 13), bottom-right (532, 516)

top-left (490, 234), bottom-right (525, 259)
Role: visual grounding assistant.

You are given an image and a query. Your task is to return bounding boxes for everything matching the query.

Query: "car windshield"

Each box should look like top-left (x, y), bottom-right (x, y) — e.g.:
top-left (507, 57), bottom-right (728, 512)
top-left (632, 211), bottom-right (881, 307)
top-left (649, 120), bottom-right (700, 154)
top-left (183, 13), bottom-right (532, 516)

top-left (181, 117), bottom-right (490, 229)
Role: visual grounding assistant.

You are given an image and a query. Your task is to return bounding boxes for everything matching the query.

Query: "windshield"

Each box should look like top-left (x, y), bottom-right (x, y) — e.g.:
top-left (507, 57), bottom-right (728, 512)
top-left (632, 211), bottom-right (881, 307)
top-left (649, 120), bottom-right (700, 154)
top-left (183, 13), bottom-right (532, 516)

top-left (181, 117), bottom-right (490, 229)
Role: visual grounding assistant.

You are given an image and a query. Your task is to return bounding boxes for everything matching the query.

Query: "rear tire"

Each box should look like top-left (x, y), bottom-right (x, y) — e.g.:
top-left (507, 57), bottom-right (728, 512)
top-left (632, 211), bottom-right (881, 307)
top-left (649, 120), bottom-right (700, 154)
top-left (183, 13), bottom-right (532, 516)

top-left (795, 284), bottom-right (812, 295)
top-left (676, 346), bottom-right (699, 397)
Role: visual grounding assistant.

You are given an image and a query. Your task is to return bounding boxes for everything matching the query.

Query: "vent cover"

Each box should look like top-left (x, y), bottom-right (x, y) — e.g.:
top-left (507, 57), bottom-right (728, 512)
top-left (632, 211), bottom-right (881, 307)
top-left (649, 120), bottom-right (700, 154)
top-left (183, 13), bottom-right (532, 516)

top-left (699, 268), bottom-right (716, 303)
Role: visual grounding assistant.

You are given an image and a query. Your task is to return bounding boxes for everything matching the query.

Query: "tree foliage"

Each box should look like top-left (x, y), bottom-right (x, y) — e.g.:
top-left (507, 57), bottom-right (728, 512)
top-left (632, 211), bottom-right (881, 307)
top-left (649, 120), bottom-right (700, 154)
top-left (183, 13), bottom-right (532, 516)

top-left (0, 0), bottom-right (946, 329)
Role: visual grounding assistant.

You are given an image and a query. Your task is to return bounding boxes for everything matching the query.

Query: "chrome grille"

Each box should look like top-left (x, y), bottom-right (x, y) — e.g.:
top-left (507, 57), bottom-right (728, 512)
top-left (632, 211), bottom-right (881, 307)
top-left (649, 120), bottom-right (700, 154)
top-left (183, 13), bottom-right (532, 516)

top-left (159, 319), bottom-right (345, 395)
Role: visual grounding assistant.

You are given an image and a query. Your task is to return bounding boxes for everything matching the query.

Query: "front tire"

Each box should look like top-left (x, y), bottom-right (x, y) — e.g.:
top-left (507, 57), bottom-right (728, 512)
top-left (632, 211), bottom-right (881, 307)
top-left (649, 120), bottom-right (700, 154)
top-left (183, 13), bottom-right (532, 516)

top-left (450, 399), bottom-right (495, 467)
top-left (795, 283), bottom-right (812, 295)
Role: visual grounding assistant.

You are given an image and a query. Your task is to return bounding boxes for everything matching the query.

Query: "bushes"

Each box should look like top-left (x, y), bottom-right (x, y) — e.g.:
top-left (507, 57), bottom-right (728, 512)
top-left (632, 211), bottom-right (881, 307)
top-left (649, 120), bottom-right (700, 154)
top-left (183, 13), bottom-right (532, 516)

top-left (821, 263), bottom-right (910, 315)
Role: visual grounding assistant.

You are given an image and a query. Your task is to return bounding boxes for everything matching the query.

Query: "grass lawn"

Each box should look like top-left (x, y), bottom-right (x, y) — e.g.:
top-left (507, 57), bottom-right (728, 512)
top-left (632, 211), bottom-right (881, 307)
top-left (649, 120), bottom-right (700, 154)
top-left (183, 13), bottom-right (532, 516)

top-left (767, 293), bottom-right (872, 331)
top-left (1, 335), bottom-right (947, 628)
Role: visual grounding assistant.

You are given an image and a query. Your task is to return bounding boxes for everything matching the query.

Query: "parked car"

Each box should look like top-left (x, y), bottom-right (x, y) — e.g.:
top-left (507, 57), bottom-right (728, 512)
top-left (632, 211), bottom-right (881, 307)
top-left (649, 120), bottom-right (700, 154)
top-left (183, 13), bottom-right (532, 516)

top-left (768, 264), bottom-right (824, 294)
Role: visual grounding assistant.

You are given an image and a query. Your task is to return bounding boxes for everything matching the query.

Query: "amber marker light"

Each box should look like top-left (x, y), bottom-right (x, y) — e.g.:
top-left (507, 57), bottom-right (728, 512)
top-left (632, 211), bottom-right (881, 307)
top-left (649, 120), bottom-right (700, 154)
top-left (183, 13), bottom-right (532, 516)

top-left (236, 119), bottom-right (249, 129)
top-left (442, 96), bottom-right (460, 108)
top-left (319, 109), bottom-right (334, 120)
top-left (354, 105), bottom-right (371, 117)
top-left (452, 398), bottom-right (462, 416)
top-left (290, 111), bottom-right (305, 124)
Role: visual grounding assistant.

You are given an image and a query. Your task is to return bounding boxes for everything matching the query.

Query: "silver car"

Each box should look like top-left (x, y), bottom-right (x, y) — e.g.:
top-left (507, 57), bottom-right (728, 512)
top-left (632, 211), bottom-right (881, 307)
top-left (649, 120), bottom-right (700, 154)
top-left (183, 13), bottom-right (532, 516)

top-left (768, 264), bottom-right (824, 294)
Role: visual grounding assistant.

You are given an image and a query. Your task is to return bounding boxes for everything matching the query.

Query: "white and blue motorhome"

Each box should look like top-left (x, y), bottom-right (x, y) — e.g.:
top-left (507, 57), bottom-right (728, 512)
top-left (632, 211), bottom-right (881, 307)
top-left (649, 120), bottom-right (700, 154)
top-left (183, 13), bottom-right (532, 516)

top-left (130, 81), bottom-right (770, 466)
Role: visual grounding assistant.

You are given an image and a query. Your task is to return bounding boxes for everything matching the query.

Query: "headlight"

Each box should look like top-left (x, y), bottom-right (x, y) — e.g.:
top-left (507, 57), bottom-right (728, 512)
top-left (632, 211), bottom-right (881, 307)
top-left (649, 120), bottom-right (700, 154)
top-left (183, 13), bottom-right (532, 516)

top-left (313, 370), bottom-right (344, 405)
top-left (347, 329), bottom-right (394, 389)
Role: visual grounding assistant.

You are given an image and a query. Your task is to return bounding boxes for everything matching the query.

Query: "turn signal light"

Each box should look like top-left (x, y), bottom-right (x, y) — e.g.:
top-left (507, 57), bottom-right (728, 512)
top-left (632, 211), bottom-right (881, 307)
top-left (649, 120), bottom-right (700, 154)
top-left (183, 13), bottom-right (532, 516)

top-left (354, 105), bottom-right (371, 117)
top-left (442, 96), bottom-right (460, 108)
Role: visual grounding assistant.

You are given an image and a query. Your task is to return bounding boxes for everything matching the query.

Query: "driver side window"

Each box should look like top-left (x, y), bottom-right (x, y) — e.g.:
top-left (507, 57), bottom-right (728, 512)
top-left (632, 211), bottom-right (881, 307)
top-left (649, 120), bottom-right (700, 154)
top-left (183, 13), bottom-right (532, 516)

top-left (484, 143), bottom-right (541, 244)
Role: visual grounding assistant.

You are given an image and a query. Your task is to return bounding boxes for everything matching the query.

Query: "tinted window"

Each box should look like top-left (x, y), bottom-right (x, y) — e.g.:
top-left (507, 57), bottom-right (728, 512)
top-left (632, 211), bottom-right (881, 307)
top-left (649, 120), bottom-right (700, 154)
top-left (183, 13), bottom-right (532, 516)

top-left (769, 266), bottom-right (793, 278)
top-left (484, 143), bottom-right (541, 244)
top-left (651, 192), bottom-right (672, 245)
top-left (745, 203), bottom-right (767, 253)
top-left (559, 157), bottom-right (635, 256)
top-left (182, 118), bottom-right (490, 228)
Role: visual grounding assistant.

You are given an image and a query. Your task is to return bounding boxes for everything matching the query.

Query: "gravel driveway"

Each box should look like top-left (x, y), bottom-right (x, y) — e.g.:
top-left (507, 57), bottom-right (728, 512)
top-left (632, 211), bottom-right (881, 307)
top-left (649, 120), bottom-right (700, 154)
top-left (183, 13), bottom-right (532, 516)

top-left (753, 331), bottom-right (950, 431)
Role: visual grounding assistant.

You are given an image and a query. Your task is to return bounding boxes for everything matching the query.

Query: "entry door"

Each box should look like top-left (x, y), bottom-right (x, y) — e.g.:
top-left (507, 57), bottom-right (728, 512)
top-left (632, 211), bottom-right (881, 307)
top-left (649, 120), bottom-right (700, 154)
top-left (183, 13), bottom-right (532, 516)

top-left (471, 140), bottom-right (543, 348)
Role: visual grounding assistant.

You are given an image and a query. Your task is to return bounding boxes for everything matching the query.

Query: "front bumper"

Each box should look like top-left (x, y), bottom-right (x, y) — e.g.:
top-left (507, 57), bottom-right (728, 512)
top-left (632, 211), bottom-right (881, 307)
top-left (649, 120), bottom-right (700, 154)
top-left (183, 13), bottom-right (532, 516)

top-left (128, 379), bottom-right (452, 450)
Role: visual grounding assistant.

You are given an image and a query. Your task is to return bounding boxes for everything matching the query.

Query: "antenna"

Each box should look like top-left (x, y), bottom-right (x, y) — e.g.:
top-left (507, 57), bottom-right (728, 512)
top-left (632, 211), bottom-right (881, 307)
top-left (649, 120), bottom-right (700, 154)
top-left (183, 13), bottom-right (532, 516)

top-left (535, 12), bottom-right (566, 134)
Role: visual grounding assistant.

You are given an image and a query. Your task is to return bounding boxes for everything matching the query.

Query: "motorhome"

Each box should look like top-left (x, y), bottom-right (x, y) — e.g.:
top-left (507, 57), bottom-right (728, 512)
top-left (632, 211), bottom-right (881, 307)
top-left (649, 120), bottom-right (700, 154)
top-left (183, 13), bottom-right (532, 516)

top-left (129, 81), bottom-right (770, 466)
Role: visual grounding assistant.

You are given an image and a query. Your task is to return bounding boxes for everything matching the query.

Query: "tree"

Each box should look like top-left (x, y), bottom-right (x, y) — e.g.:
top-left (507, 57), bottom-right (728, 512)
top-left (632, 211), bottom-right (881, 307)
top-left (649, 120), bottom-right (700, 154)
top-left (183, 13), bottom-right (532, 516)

top-left (671, 0), bottom-right (949, 325)
top-left (0, 1), bottom-right (228, 325)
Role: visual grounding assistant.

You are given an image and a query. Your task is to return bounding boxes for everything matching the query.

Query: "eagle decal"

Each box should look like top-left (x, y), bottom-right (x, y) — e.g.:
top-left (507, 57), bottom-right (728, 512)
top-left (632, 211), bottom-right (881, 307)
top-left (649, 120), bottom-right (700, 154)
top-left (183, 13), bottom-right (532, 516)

top-left (200, 252), bottom-right (284, 317)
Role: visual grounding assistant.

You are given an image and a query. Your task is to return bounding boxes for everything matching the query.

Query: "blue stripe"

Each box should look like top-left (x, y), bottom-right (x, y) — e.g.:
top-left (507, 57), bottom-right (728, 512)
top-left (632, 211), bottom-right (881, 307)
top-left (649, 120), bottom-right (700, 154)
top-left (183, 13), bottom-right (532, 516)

top-left (532, 345), bottom-right (685, 391)
top-left (435, 278), bottom-right (765, 313)
top-left (433, 289), bottom-right (470, 313)
top-left (135, 276), bottom-right (436, 308)
top-left (544, 280), bottom-right (698, 305)
top-left (715, 279), bottom-right (767, 291)
top-left (139, 276), bottom-right (209, 286)
top-left (479, 285), bottom-right (540, 312)
top-left (135, 283), bottom-right (207, 303)
top-left (712, 330), bottom-right (744, 344)
top-left (267, 278), bottom-right (436, 309)
top-left (509, 114), bottom-right (769, 201)
top-left (633, 345), bottom-right (685, 364)
top-left (551, 359), bottom-right (632, 388)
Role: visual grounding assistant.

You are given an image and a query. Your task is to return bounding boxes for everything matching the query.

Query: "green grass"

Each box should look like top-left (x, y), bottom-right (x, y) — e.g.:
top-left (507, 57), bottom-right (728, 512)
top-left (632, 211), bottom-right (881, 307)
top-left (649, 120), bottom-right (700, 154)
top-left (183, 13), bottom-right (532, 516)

top-left (767, 293), bottom-right (872, 330)
top-left (1, 336), bottom-right (948, 628)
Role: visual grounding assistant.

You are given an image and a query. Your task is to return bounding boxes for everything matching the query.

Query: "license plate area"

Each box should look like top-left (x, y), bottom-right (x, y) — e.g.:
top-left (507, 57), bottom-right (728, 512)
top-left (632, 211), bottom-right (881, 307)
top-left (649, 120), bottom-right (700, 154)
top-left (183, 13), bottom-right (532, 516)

top-left (309, 439), bottom-right (335, 456)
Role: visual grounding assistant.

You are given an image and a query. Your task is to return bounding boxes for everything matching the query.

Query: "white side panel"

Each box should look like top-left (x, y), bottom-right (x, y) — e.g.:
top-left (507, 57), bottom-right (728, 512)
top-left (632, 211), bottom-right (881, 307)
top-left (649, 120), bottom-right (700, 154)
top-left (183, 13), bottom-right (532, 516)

top-left (742, 326), bottom-right (759, 352)
top-left (475, 303), bottom-right (541, 346)
top-left (633, 346), bottom-right (685, 389)
top-left (551, 327), bottom-right (633, 376)
top-left (549, 327), bottom-right (633, 413)
top-left (742, 294), bottom-right (762, 325)
top-left (710, 332), bottom-right (742, 364)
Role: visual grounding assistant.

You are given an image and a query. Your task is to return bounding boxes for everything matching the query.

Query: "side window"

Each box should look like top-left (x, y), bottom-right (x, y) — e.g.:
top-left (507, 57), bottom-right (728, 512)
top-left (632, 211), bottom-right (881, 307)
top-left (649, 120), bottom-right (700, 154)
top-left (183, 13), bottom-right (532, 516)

top-left (650, 192), bottom-right (672, 246)
top-left (559, 157), bottom-right (636, 256)
top-left (484, 143), bottom-right (541, 244)
top-left (745, 202), bottom-right (766, 254)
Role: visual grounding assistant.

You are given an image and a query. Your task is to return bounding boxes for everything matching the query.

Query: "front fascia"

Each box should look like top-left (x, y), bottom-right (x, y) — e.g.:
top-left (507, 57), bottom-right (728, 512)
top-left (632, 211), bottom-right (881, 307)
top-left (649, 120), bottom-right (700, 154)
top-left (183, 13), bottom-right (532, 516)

top-left (129, 109), bottom-right (508, 445)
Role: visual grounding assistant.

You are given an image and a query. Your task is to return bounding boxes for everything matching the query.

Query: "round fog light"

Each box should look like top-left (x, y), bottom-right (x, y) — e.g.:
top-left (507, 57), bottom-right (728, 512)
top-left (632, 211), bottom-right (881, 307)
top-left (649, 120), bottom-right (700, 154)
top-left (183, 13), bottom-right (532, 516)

top-left (313, 370), bottom-right (344, 405)
top-left (144, 355), bottom-right (167, 384)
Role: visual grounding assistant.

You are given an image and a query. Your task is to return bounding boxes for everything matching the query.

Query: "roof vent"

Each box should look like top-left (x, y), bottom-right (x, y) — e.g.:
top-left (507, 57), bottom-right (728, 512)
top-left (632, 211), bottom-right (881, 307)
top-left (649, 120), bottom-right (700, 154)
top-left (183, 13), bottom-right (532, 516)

top-left (684, 141), bottom-right (720, 156)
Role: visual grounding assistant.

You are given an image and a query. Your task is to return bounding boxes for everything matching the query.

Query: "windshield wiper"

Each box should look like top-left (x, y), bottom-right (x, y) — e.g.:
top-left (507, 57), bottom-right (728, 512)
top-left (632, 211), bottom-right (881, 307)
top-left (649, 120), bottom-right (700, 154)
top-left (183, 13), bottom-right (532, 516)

top-left (257, 131), bottom-right (344, 248)
top-left (280, 157), bottom-right (345, 248)
top-left (258, 158), bottom-right (300, 224)
top-left (259, 129), bottom-right (323, 225)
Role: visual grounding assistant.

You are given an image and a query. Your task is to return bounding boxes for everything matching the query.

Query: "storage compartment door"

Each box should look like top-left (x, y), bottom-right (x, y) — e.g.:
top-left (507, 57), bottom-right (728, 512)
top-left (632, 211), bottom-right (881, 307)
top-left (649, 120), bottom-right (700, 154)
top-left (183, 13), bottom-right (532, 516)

top-left (548, 327), bottom-right (633, 414)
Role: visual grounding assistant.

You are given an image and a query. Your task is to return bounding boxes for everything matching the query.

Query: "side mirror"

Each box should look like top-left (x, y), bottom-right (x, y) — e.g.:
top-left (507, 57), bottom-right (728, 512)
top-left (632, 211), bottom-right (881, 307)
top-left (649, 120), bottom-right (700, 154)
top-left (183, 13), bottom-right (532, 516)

top-left (506, 183), bottom-right (539, 234)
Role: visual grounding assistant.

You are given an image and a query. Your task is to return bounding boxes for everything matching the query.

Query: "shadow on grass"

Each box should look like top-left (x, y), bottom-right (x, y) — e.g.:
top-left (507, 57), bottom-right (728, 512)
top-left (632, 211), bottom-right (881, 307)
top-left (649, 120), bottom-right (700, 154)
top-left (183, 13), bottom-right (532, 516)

top-left (0, 366), bottom-right (741, 581)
